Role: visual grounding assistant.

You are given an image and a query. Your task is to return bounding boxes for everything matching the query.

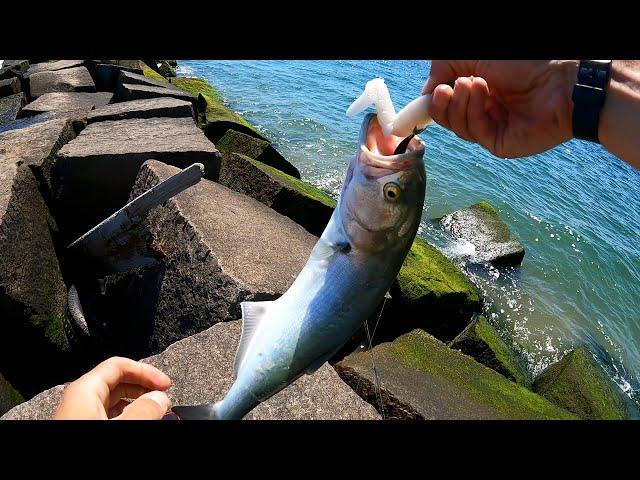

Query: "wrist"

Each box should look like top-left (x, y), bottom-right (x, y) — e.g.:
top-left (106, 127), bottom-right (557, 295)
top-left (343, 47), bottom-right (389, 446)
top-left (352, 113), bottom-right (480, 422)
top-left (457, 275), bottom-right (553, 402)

top-left (556, 60), bottom-right (580, 141)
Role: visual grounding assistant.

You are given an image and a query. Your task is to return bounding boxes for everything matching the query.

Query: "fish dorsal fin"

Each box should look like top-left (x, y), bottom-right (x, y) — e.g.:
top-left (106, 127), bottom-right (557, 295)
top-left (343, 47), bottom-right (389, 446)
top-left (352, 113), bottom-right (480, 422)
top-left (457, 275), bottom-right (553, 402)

top-left (234, 301), bottom-right (273, 379)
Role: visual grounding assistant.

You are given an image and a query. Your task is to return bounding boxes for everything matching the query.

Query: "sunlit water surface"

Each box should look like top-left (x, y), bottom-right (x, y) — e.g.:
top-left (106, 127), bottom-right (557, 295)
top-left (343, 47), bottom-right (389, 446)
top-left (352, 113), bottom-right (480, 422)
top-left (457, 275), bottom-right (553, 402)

top-left (179, 60), bottom-right (640, 411)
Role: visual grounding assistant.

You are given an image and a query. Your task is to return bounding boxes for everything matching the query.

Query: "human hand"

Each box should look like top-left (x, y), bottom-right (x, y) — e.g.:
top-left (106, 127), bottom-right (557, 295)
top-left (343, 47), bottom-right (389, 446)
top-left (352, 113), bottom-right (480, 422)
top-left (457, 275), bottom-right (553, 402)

top-left (53, 356), bottom-right (172, 420)
top-left (423, 60), bottom-right (579, 158)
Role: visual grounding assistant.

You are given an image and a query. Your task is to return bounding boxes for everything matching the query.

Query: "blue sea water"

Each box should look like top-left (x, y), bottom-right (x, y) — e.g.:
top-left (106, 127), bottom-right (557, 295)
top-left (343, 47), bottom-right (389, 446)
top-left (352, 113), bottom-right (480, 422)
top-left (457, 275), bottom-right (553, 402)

top-left (178, 60), bottom-right (640, 408)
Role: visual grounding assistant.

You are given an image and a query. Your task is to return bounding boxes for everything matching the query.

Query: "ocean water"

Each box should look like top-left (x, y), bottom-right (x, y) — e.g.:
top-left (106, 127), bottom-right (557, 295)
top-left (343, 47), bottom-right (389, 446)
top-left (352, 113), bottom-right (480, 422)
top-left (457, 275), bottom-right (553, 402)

top-left (178, 60), bottom-right (640, 408)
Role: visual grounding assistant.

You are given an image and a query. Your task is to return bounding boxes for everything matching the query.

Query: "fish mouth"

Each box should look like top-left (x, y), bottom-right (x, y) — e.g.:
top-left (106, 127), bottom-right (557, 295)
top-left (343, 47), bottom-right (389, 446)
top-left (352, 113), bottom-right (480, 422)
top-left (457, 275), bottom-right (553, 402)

top-left (357, 113), bottom-right (425, 176)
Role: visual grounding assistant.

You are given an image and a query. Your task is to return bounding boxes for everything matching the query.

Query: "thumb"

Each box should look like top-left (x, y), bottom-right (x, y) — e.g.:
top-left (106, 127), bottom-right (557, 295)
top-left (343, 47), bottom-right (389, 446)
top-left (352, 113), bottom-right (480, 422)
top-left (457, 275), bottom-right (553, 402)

top-left (114, 391), bottom-right (171, 420)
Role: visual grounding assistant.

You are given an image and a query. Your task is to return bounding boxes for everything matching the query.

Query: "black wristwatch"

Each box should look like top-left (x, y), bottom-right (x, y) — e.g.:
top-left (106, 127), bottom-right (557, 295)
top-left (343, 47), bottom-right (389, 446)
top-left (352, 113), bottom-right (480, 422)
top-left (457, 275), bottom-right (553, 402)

top-left (572, 60), bottom-right (612, 143)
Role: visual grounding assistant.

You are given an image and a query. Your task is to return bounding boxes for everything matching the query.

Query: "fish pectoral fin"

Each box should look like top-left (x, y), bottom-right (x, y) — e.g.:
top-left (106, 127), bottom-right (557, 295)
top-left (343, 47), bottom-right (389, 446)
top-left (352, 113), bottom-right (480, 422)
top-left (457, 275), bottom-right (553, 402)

top-left (311, 237), bottom-right (350, 261)
top-left (234, 300), bottom-right (274, 379)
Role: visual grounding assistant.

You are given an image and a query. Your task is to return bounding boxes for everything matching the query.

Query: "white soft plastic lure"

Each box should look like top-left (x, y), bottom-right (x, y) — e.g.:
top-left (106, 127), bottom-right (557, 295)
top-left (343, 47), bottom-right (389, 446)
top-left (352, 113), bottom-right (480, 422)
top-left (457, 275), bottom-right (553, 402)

top-left (346, 78), bottom-right (432, 137)
top-left (170, 81), bottom-right (428, 420)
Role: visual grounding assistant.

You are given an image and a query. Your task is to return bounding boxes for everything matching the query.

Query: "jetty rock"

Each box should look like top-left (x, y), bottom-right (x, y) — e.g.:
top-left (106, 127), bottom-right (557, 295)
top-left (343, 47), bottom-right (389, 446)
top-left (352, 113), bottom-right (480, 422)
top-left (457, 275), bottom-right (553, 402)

top-left (24, 60), bottom-right (86, 77)
top-left (385, 238), bottom-right (482, 343)
top-left (0, 93), bottom-right (27, 124)
top-left (20, 92), bottom-right (113, 117)
top-left (28, 66), bottom-right (96, 98)
top-left (335, 329), bottom-right (576, 420)
top-left (0, 60), bottom-right (29, 80)
top-left (0, 119), bottom-right (79, 398)
top-left (219, 153), bottom-right (334, 237)
top-left (1, 320), bottom-right (380, 420)
top-left (0, 77), bottom-right (21, 98)
top-left (90, 63), bottom-right (143, 92)
top-left (533, 345), bottom-right (630, 419)
top-left (88, 160), bottom-right (318, 356)
top-left (87, 97), bottom-right (194, 123)
top-left (449, 315), bottom-right (530, 386)
top-left (440, 200), bottom-right (525, 267)
top-left (216, 129), bottom-right (300, 178)
top-left (52, 116), bottom-right (220, 242)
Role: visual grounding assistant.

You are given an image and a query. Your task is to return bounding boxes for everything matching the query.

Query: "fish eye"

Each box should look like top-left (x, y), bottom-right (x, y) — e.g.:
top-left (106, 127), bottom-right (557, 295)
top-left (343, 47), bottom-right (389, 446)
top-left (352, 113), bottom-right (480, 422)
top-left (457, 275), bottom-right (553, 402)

top-left (383, 182), bottom-right (402, 202)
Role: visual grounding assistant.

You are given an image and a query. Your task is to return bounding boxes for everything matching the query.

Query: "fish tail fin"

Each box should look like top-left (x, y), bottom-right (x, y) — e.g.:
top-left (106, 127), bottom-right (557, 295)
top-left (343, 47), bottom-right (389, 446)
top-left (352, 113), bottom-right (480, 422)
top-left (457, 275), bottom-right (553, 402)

top-left (169, 402), bottom-right (223, 420)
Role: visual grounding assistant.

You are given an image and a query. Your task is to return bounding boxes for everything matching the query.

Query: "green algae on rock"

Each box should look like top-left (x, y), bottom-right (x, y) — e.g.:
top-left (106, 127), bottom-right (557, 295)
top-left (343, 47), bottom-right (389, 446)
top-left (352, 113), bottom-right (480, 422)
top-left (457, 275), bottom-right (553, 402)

top-left (335, 328), bottom-right (576, 419)
top-left (216, 129), bottom-right (300, 178)
top-left (169, 76), bottom-right (269, 143)
top-left (440, 200), bottom-right (525, 267)
top-left (220, 153), bottom-right (335, 236)
top-left (158, 60), bottom-right (176, 78)
top-left (142, 62), bottom-right (168, 83)
top-left (389, 237), bottom-right (482, 342)
top-left (532, 345), bottom-right (629, 419)
top-left (450, 315), bottom-right (530, 386)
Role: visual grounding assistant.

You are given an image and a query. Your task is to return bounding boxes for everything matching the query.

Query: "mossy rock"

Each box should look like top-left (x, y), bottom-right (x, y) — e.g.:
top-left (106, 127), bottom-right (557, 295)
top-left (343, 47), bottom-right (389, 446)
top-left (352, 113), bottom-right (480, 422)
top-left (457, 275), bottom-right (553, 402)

top-left (440, 200), bottom-right (525, 267)
top-left (335, 328), bottom-right (576, 419)
top-left (141, 62), bottom-right (168, 83)
top-left (532, 346), bottom-right (629, 419)
top-left (450, 315), bottom-right (530, 386)
top-left (165, 60), bottom-right (178, 67)
top-left (387, 238), bottom-right (482, 342)
top-left (158, 60), bottom-right (176, 78)
top-left (170, 76), bottom-right (269, 143)
top-left (216, 129), bottom-right (300, 178)
top-left (0, 372), bottom-right (24, 416)
top-left (220, 153), bottom-right (335, 236)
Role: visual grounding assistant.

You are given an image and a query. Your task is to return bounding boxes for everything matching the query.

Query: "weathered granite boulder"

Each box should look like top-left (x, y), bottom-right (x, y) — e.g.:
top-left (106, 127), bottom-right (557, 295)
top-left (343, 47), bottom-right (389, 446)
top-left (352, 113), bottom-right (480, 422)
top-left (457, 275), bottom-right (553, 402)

top-left (220, 153), bottom-right (334, 236)
top-left (87, 98), bottom-right (194, 123)
top-left (0, 161), bottom-right (70, 397)
top-left (53, 117), bottom-right (220, 241)
top-left (90, 63), bottom-right (143, 91)
top-left (0, 108), bottom-right (92, 136)
top-left (118, 160), bottom-right (318, 353)
top-left (158, 60), bottom-right (176, 78)
top-left (24, 60), bottom-right (86, 77)
top-left (28, 67), bottom-right (96, 98)
top-left (0, 77), bottom-right (21, 98)
top-left (440, 200), bottom-right (525, 267)
top-left (115, 83), bottom-right (197, 109)
top-left (0, 372), bottom-right (24, 416)
top-left (0, 93), bottom-right (27, 124)
top-left (532, 346), bottom-right (629, 419)
top-left (449, 315), bottom-right (530, 386)
top-left (386, 238), bottom-right (482, 342)
top-left (0, 117), bottom-right (76, 197)
top-left (1, 321), bottom-right (380, 420)
top-left (117, 70), bottom-right (175, 90)
top-left (20, 92), bottom-right (113, 117)
top-left (335, 329), bottom-right (576, 419)
top-left (216, 129), bottom-right (300, 178)
top-left (170, 77), bottom-right (269, 142)
top-left (0, 60), bottom-right (29, 80)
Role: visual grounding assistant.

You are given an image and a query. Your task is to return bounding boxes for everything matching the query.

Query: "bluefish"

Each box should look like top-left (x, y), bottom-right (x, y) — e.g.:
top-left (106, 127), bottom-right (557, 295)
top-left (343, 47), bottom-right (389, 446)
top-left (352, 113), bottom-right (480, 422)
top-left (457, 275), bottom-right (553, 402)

top-left (172, 106), bottom-right (428, 420)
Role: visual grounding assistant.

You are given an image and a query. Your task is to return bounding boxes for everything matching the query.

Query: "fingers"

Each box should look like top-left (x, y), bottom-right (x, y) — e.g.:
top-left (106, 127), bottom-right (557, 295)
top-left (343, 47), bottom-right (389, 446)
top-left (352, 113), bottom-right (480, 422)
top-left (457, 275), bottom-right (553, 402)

top-left (467, 77), bottom-right (498, 150)
top-left (448, 77), bottom-right (473, 142)
top-left (427, 76), bottom-right (499, 152)
top-left (422, 60), bottom-right (477, 94)
top-left (87, 357), bottom-right (171, 405)
top-left (114, 391), bottom-right (172, 420)
top-left (428, 84), bottom-right (453, 130)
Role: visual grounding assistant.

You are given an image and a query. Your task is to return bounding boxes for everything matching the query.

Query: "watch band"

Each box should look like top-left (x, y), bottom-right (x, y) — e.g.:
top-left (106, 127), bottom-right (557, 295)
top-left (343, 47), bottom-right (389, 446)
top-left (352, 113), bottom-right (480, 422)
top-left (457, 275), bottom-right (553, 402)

top-left (572, 60), bottom-right (612, 143)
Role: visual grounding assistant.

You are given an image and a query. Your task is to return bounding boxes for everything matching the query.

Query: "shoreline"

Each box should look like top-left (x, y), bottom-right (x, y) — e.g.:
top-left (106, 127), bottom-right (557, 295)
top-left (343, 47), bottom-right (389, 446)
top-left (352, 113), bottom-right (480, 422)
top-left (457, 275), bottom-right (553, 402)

top-left (0, 59), bottom-right (634, 419)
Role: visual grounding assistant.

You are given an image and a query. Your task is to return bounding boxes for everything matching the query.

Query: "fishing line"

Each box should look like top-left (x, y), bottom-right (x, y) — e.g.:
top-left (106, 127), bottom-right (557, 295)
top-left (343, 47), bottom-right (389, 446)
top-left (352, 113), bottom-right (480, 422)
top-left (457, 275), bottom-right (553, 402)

top-left (362, 296), bottom-right (388, 419)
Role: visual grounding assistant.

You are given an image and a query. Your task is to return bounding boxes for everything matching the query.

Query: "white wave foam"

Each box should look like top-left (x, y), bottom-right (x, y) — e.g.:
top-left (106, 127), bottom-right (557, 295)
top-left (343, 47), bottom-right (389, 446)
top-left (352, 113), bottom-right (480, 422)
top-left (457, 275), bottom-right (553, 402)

top-left (176, 65), bottom-right (195, 76)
